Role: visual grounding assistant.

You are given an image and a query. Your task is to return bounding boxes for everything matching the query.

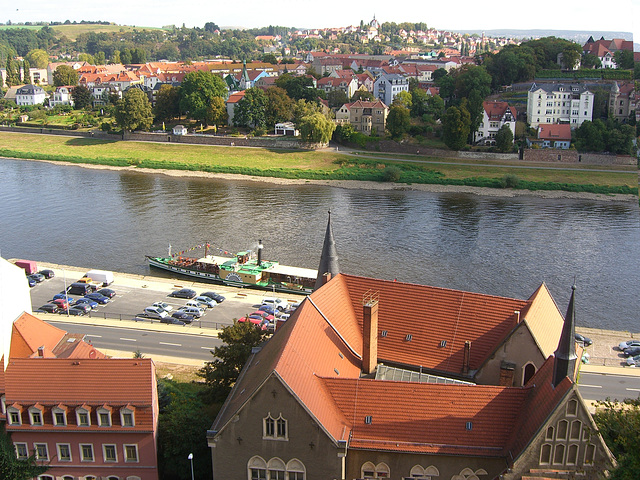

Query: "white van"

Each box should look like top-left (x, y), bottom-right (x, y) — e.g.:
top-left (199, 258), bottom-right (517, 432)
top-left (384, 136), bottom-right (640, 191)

top-left (143, 306), bottom-right (168, 320)
top-left (86, 269), bottom-right (114, 286)
top-left (262, 297), bottom-right (289, 311)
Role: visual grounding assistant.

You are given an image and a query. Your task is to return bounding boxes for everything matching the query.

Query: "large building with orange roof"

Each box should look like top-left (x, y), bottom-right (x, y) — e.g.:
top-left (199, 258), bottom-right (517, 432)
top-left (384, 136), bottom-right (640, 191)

top-left (207, 265), bottom-right (613, 479)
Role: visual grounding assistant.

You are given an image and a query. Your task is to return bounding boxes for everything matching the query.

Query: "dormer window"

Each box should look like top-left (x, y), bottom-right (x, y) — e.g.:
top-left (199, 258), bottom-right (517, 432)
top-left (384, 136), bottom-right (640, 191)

top-left (29, 405), bottom-right (44, 426)
top-left (120, 406), bottom-right (135, 427)
top-left (76, 406), bottom-right (91, 427)
top-left (52, 405), bottom-right (68, 426)
top-left (263, 413), bottom-right (288, 440)
top-left (97, 406), bottom-right (112, 427)
top-left (7, 405), bottom-right (23, 426)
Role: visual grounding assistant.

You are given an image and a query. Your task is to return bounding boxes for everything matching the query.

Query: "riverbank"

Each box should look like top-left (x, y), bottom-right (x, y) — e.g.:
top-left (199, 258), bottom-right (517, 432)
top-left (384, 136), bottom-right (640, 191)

top-left (24, 157), bottom-right (640, 202)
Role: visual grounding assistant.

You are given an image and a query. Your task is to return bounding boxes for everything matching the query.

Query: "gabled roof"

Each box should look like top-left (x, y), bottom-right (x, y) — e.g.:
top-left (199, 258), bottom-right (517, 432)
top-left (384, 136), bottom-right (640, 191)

top-left (537, 124), bottom-right (572, 142)
top-left (226, 90), bottom-right (246, 104)
top-left (349, 100), bottom-right (387, 109)
top-left (483, 101), bottom-right (516, 121)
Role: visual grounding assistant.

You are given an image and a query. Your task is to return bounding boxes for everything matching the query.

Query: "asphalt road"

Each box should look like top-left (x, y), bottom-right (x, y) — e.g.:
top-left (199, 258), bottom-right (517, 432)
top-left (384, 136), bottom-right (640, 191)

top-left (578, 371), bottom-right (640, 402)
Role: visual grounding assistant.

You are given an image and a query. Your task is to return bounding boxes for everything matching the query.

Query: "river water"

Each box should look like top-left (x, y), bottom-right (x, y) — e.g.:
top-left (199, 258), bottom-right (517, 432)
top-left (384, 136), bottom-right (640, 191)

top-left (1, 158), bottom-right (638, 331)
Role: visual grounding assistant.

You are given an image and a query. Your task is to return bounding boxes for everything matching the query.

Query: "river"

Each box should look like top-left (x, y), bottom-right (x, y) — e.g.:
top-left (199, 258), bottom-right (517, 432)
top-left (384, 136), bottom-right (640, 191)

top-left (0, 158), bottom-right (638, 331)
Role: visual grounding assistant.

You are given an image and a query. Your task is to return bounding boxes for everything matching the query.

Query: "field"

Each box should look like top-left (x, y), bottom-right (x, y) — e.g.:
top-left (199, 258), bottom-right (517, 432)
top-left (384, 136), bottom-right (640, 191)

top-left (0, 131), bottom-right (636, 193)
top-left (0, 23), bottom-right (161, 41)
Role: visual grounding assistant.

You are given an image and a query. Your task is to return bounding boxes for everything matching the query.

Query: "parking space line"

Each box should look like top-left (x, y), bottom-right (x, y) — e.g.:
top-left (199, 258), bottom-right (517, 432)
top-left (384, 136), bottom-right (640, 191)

top-left (159, 342), bottom-right (181, 347)
top-left (120, 338), bottom-right (137, 342)
top-left (626, 388), bottom-right (640, 392)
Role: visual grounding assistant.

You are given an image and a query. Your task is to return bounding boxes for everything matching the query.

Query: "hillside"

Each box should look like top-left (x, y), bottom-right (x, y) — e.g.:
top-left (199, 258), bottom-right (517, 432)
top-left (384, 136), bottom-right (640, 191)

top-left (0, 23), bottom-right (163, 41)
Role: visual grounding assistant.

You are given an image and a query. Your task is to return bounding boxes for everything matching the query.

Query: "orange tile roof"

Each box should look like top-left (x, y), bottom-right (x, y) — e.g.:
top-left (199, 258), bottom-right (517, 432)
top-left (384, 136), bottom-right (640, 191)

top-left (537, 124), bottom-right (572, 141)
top-left (10, 312), bottom-right (66, 358)
top-left (227, 90), bottom-right (246, 103)
top-left (483, 101), bottom-right (516, 121)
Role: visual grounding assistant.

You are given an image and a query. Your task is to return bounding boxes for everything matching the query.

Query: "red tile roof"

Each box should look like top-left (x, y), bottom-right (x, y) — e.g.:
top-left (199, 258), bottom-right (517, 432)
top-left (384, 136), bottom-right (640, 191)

top-left (537, 123), bottom-right (571, 141)
top-left (483, 101), bottom-right (516, 121)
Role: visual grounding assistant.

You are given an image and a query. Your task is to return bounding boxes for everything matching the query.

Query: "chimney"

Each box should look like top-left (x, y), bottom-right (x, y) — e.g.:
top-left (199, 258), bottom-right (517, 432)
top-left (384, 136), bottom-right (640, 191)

top-left (499, 361), bottom-right (516, 386)
top-left (514, 310), bottom-right (520, 323)
top-left (462, 341), bottom-right (471, 375)
top-left (37, 346), bottom-right (45, 357)
top-left (257, 240), bottom-right (263, 266)
top-left (322, 272), bottom-right (332, 285)
top-left (362, 292), bottom-right (379, 375)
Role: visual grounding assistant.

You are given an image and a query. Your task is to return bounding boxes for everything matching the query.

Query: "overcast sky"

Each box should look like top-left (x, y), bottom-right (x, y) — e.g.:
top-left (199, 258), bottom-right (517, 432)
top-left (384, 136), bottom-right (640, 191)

top-left (7, 0), bottom-right (638, 43)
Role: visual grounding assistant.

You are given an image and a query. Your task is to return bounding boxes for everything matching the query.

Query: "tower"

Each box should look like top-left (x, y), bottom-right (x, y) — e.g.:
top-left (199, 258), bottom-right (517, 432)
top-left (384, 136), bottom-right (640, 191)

top-left (315, 211), bottom-right (340, 290)
top-left (552, 284), bottom-right (578, 387)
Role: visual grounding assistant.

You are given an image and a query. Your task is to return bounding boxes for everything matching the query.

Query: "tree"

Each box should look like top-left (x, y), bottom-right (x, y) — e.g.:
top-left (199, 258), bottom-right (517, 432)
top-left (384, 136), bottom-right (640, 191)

top-left (298, 112), bottom-right (336, 143)
top-left (386, 104), bottom-right (411, 139)
top-left (22, 59), bottom-right (31, 84)
top-left (425, 94), bottom-right (445, 120)
top-left (71, 85), bottom-right (93, 109)
top-left (593, 398), bottom-right (640, 480)
top-left (351, 89), bottom-right (374, 102)
top-left (0, 424), bottom-right (49, 480)
top-left (275, 73), bottom-right (322, 102)
top-left (264, 86), bottom-right (294, 127)
top-left (581, 52), bottom-right (602, 69)
top-left (4, 58), bottom-right (19, 87)
top-left (560, 44), bottom-right (581, 70)
top-left (233, 87), bottom-right (268, 128)
top-left (262, 53), bottom-right (278, 64)
top-left (204, 22), bottom-right (220, 33)
top-left (613, 50), bottom-right (635, 70)
top-left (634, 62), bottom-right (640, 80)
top-left (207, 96), bottom-right (228, 126)
top-left (53, 65), bottom-right (79, 87)
top-left (25, 48), bottom-right (48, 69)
top-left (179, 70), bottom-right (227, 125)
top-left (442, 105), bottom-right (471, 150)
top-left (198, 320), bottom-right (268, 401)
top-left (114, 88), bottom-right (153, 132)
top-left (494, 124), bottom-right (514, 152)
top-left (327, 89), bottom-right (348, 109)
top-left (154, 84), bottom-right (180, 122)
top-left (392, 90), bottom-right (412, 110)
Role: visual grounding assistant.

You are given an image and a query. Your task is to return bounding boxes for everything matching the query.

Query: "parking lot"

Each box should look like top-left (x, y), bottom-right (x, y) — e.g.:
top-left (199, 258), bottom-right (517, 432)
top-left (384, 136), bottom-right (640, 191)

top-left (27, 263), bottom-right (307, 331)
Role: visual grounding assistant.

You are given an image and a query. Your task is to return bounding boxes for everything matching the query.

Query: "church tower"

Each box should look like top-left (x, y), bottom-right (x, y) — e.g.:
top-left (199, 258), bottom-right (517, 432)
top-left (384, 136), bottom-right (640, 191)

top-left (552, 285), bottom-right (578, 387)
top-left (315, 211), bottom-right (340, 290)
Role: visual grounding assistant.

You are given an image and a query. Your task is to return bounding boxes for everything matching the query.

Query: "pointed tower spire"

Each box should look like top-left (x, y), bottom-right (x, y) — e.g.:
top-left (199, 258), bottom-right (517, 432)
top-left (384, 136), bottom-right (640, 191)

top-left (553, 284), bottom-right (578, 387)
top-left (315, 211), bottom-right (340, 290)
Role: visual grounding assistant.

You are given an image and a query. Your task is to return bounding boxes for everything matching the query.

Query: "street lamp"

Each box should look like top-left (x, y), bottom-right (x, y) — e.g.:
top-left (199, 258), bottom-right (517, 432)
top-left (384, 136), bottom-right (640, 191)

top-left (188, 453), bottom-right (194, 480)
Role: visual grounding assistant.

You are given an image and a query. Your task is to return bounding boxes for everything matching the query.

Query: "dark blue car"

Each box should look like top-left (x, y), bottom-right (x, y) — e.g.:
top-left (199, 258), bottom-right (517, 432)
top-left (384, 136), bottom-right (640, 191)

top-left (85, 292), bottom-right (110, 304)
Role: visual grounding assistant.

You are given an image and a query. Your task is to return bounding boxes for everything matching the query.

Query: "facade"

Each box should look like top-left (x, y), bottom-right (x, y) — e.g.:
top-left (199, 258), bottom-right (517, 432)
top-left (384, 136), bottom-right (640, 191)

top-left (208, 266), bottom-right (614, 480)
top-left (527, 83), bottom-right (593, 129)
top-left (529, 123), bottom-right (572, 149)
top-left (608, 81), bottom-right (635, 122)
top-left (340, 100), bottom-right (388, 136)
top-left (582, 37), bottom-right (634, 68)
top-left (474, 100), bottom-right (516, 145)
top-left (373, 73), bottom-right (409, 106)
top-left (274, 122), bottom-right (298, 136)
top-left (15, 84), bottom-right (46, 106)
top-left (49, 86), bottom-right (74, 107)
top-left (226, 90), bottom-right (246, 126)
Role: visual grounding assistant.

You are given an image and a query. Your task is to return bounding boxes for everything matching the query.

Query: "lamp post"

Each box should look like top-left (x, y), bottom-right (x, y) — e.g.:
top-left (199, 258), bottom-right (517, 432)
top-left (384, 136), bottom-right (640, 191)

top-left (188, 453), bottom-right (194, 480)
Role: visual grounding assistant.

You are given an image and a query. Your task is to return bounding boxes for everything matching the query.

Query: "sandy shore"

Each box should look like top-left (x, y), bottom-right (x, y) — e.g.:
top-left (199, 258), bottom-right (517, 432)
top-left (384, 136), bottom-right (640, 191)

top-left (21, 158), bottom-right (640, 203)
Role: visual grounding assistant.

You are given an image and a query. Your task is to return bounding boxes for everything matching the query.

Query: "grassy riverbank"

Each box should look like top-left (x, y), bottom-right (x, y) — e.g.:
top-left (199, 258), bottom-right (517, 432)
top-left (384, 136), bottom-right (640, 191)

top-left (0, 131), bottom-right (637, 196)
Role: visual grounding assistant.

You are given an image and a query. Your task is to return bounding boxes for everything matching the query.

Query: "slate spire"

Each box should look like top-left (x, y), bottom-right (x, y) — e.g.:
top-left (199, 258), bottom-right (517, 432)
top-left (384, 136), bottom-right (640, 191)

top-left (553, 284), bottom-right (578, 387)
top-left (315, 211), bottom-right (340, 290)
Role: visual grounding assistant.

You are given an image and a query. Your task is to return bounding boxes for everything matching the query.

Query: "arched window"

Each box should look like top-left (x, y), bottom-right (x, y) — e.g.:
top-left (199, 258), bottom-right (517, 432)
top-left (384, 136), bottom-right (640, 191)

top-left (566, 398), bottom-right (578, 416)
top-left (540, 444), bottom-right (552, 464)
top-left (248, 456), bottom-right (267, 480)
top-left (62, 476), bottom-right (74, 480)
top-left (566, 444), bottom-right (579, 465)
top-left (286, 458), bottom-right (306, 480)
top-left (126, 477), bottom-right (142, 480)
top-left (267, 457), bottom-right (285, 480)
top-left (523, 363), bottom-right (536, 385)
top-left (361, 462), bottom-right (376, 479)
top-left (374, 463), bottom-right (390, 478)
top-left (37, 476), bottom-right (54, 480)
top-left (556, 420), bottom-right (568, 440)
top-left (410, 465), bottom-right (425, 477)
top-left (553, 444), bottom-right (565, 465)
top-left (570, 420), bottom-right (582, 440)
top-left (107, 477), bottom-right (120, 480)
top-left (424, 466), bottom-right (439, 476)
top-left (545, 426), bottom-right (554, 440)
top-left (584, 444), bottom-right (596, 465)
top-left (263, 414), bottom-right (287, 440)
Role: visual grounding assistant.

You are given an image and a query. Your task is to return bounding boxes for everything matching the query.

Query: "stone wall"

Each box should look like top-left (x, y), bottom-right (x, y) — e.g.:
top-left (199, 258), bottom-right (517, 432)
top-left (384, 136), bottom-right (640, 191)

top-left (522, 148), bottom-right (636, 165)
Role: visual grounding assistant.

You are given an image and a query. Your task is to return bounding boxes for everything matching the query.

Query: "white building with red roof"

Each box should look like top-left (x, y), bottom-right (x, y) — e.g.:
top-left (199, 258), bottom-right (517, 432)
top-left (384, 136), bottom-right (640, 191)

top-left (531, 123), bottom-right (573, 149)
top-left (474, 100), bottom-right (517, 145)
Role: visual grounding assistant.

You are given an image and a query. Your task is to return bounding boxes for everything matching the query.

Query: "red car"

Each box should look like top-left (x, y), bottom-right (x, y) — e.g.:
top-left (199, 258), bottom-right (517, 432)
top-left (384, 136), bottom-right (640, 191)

top-left (52, 298), bottom-right (69, 310)
top-left (250, 311), bottom-right (275, 322)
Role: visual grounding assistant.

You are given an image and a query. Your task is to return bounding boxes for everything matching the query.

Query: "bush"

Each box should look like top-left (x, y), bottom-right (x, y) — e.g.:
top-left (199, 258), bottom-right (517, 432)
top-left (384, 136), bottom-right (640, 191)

top-left (101, 122), bottom-right (112, 132)
top-left (253, 126), bottom-right (267, 137)
top-left (500, 174), bottom-right (520, 188)
top-left (382, 166), bottom-right (402, 182)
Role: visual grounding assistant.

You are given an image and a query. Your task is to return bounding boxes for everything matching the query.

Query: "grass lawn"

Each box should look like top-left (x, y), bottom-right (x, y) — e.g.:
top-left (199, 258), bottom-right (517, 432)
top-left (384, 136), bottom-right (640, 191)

top-left (0, 131), bottom-right (636, 191)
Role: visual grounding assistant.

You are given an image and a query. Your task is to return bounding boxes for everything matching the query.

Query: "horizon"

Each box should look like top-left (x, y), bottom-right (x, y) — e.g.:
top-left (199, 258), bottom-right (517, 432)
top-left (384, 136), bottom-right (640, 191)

top-left (6, 0), bottom-right (638, 45)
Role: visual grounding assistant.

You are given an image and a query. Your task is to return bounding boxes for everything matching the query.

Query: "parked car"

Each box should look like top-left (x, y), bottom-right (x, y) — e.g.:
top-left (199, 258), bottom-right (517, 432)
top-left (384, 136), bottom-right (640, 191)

top-left (68, 306), bottom-right (88, 316)
top-left (194, 296), bottom-right (217, 308)
top-left (38, 269), bottom-right (55, 279)
top-left (28, 273), bottom-right (45, 283)
top-left (186, 299), bottom-right (207, 310)
top-left (626, 355), bottom-right (640, 367)
top-left (176, 306), bottom-right (204, 318)
top-left (97, 288), bottom-right (116, 298)
top-left (171, 312), bottom-right (195, 324)
top-left (262, 297), bottom-right (289, 311)
top-left (258, 304), bottom-right (276, 315)
top-left (239, 316), bottom-right (263, 326)
top-left (70, 303), bottom-right (92, 314)
top-left (169, 288), bottom-right (196, 299)
top-left (250, 311), bottom-right (275, 322)
top-left (143, 306), bottom-right (168, 320)
top-left (52, 298), bottom-right (70, 310)
top-left (75, 297), bottom-right (99, 309)
top-left (619, 340), bottom-right (640, 350)
top-left (27, 276), bottom-right (36, 287)
top-left (161, 317), bottom-right (186, 326)
top-left (201, 291), bottom-right (225, 303)
top-left (52, 293), bottom-right (74, 303)
top-left (623, 346), bottom-right (640, 357)
top-left (152, 302), bottom-right (173, 313)
top-left (84, 292), bottom-right (110, 304)
top-left (36, 303), bottom-right (59, 314)
top-left (575, 333), bottom-right (592, 346)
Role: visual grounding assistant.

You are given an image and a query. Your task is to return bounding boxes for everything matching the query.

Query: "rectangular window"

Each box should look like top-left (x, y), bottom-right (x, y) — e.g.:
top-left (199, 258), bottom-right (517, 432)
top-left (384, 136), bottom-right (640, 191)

top-left (57, 444), bottom-right (71, 462)
top-left (10, 411), bottom-right (21, 425)
top-left (35, 443), bottom-right (49, 461)
top-left (54, 411), bottom-right (66, 426)
top-left (31, 411), bottom-right (43, 425)
top-left (15, 443), bottom-right (28, 460)
top-left (80, 444), bottom-right (94, 462)
top-left (103, 444), bottom-right (117, 462)
top-left (289, 473), bottom-right (304, 480)
top-left (269, 470), bottom-right (285, 480)
top-left (251, 469), bottom-right (266, 480)
top-left (124, 444), bottom-right (138, 462)
top-left (121, 412), bottom-right (134, 427)
top-left (78, 412), bottom-right (90, 426)
top-left (99, 412), bottom-right (111, 427)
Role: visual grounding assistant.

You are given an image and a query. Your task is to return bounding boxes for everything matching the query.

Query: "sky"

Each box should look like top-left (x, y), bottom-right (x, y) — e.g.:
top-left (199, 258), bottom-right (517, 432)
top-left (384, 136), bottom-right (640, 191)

top-left (6, 0), bottom-right (639, 44)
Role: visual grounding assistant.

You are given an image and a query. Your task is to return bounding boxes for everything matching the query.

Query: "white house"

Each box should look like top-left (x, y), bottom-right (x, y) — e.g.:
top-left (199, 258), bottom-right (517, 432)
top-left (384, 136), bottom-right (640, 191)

top-left (15, 84), bottom-right (46, 106)
top-left (527, 83), bottom-right (593, 129)
top-left (172, 124), bottom-right (187, 135)
top-left (474, 101), bottom-right (517, 145)
top-left (49, 86), bottom-right (74, 107)
top-left (373, 73), bottom-right (409, 106)
top-left (274, 122), bottom-right (298, 136)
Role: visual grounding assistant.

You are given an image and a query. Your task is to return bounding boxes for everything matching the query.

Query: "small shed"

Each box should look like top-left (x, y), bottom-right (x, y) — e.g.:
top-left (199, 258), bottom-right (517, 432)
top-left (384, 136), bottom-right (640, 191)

top-left (172, 125), bottom-right (187, 135)
top-left (275, 122), bottom-right (298, 136)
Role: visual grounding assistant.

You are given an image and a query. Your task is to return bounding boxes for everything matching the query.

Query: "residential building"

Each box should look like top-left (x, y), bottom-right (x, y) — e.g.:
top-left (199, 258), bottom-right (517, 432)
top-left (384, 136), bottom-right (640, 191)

top-left (474, 100), bottom-right (517, 145)
top-left (527, 83), bottom-right (593, 129)
top-left (226, 90), bottom-right (246, 125)
top-left (274, 122), bottom-right (298, 136)
top-left (373, 73), bottom-right (409, 106)
top-left (582, 37), bottom-right (634, 68)
top-left (608, 81), bottom-right (635, 122)
top-left (15, 84), bottom-right (46, 106)
top-left (334, 103), bottom-right (352, 125)
top-left (346, 99), bottom-right (388, 136)
top-left (49, 86), bottom-right (74, 107)
top-left (528, 123), bottom-right (572, 149)
top-left (317, 76), bottom-right (358, 100)
top-left (207, 269), bottom-right (614, 480)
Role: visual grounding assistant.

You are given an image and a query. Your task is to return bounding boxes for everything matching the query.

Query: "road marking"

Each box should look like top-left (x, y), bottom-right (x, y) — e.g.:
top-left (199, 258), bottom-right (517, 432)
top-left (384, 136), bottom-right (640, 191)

top-left (626, 388), bottom-right (640, 392)
top-left (120, 338), bottom-right (137, 342)
top-left (85, 334), bottom-right (102, 338)
top-left (159, 342), bottom-right (181, 347)
top-left (201, 346), bottom-right (215, 350)
top-left (579, 384), bottom-right (602, 388)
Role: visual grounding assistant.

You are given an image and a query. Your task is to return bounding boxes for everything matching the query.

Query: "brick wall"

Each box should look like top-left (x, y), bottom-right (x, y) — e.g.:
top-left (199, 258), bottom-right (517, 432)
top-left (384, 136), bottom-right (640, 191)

top-left (522, 148), bottom-right (636, 165)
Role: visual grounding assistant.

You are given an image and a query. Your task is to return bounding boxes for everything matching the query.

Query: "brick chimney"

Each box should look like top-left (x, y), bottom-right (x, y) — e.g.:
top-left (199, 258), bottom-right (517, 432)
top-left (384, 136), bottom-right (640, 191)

top-left (462, 341), bottom-right (471, 375)
top-left (37, 346), bottom-right (45, 357)
top-left (362, 292), bottom-right (379, 374)
top-left (499, 361), bottom-right (516, 386)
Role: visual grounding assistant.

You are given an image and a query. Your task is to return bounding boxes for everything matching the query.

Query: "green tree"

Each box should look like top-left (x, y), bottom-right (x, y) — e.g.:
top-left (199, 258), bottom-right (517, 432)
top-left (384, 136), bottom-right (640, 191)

top-left (120, 48), bottom-right (132, 64)
top-left (179, 70), bottom-right (227, 125)
top-left (410, 88), bottom-right (428, 117)
top-left (275, 73), bottom-right (322, 102)
top-left (264, 86), bottom-right (294, 127)
top-left (207, 96), bottom-right (228, 126)
top-left (574, 120), bottom-right (606, 152)
top-left (386, 104), bottom-right (411, 139)
top-left (71, 85), bottom-right (93, 109)
top-left (0, 424), bottom-right (49, 480)
top-left (5, 58), bottom-right (19, 87)
top-left (94, 51), bottom-right (106, 65)
top-left (262, 53), bottom-right (278, 64)
top-left (22, 60), bottom-right (31, 84)
top-left (154, 84), bottom-right (180, 122)
top-left (392, 90), bottom-right (412, 110)
top-left (327, 89), bottom-right (349, 109)
top-left (351, 89), bottom-right (374, 102)
top-left (233, 87), bottom-right (267, 128)
top-left (443, 105), bottom-right (471, 150)
top-left (114, 88), bottom-right (153, 131)
top-left (560, 44), bottom-right (581, 70)
top-left (198, 320), bottom-right (267, 401)
top-left (425, 94), bottom-right (445, 120)
top-left (593, 398), bottom-right (640, 480)
top-left (494, 124), bottom-right (514, 152)
top-left (53, 65), bottom-right (79, 87)
top-left (25, 48), bottom-right (48, 69)
top-left (634, 62), bottom-right (640, 80)
top-left (613, 50), bottom-right (635, 70)
top-left (298, 112), bottom-right (336, 143)
top-left (581, 52), bottom-right (602, 69)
